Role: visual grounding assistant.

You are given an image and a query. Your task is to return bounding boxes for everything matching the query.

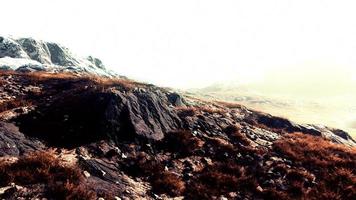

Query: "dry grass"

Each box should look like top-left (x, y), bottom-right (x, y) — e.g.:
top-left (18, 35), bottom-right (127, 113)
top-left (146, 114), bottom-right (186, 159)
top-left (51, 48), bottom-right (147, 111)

top-left (269, 133), bottom-right (356, 199)
top-left (198, 106), bottom-right (226, 115)
top-left (25, 71), bottom-right (78, 82)
top-left (215, 100), bottom-right (244, 109)
top-left (0, 98), bottom-right (32, 113)
top-left (161, 130), bottom-right (203, 156)
top-left (0, 70), bottom-right (146, 92)
top-left (185, 161), bottom-right (258, 199)
top-left (223, 125), bottom-right (251, 146)
top-left (122, 156), bottom-right (185, 197)
top-left (89, 75), bottom-right (146, 90)
top-left (176, 106), bottom-right (197, 117)
top-left (204, 137), bottom-right (236, 160)
top-left (176, 106), bottom-right (225, 118)
top-left (0, 151), bottom-right (96, 199)
top-left (151, 171), bottom-right (186, 196)
top-left (273, 133), bottom-right (356, 168)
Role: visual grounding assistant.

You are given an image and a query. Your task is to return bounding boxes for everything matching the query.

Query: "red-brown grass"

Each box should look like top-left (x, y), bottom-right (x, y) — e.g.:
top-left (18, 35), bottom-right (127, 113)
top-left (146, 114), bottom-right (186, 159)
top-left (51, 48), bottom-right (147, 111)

top-left (0, 70), bottom-right (146, 92)
top-left (223, 125), bottom-right (251, 146)
top-left (197, 106), bottom-right (226, 115)
top-left (273, 133), bottom-right (356, 168)
top-left (215, 100), bottom-right (244, 109)
top-left (176, 106), bottom-right (226, 118)
top-left (0, 98), bottom-right (32, 113)
top-left (176, 106), bottom-right (197, 117)
top-left (269, 133), bottom-right (356, 199)
top-left (204, 137), bottom-right (236, 160)
top-left (162, 130), bottom-right (203, 156)
top-left (0, 151), bottom-right (96, 199)
top-left (185, 161), bottom-right (258, 199)
top-left (122, 156), bottom-right (185, 197)
top-left (151, 171), bottom-right (186, 196)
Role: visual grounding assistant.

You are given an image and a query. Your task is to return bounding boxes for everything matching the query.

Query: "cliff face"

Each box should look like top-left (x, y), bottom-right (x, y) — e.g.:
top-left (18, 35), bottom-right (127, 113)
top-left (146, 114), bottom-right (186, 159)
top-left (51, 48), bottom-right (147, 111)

top-left (0, 36), bottom-right (116, 77)
top-left (0, 71), bottom-right (355, 199)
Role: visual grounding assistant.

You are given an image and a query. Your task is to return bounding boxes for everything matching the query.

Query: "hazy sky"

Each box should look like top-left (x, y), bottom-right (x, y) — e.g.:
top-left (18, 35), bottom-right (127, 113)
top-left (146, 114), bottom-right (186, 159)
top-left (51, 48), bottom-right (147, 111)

top-left (2, 0), bottom-right (356, 88)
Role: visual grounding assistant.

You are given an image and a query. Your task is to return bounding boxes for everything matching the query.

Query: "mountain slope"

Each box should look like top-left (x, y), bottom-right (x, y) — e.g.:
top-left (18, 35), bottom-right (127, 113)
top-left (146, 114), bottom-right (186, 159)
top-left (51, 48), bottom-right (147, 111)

top-left (0, 36), bottom-right (117, 77)
top-left (0, 37), bottom-right (355, 199)
top-left (190, 82), bottom-right (356, 140)
top-left (0, 71), bottom-right (355, 199)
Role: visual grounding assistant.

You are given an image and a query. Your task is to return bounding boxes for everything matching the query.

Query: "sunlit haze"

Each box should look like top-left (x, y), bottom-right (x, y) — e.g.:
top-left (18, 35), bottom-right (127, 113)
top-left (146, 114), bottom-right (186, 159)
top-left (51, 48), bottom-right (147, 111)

top-left (2, 0), bottom-right (356, 137)
top-left (2, 0), bottom-right (356, 88)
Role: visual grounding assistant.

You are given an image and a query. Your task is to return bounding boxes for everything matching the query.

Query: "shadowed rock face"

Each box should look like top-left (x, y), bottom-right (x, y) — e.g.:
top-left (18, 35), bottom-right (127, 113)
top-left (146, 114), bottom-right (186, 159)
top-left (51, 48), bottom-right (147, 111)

top-left (0, 122), bottom-right (44, 156)
top-left (14, 82), bottom-right (181, 148)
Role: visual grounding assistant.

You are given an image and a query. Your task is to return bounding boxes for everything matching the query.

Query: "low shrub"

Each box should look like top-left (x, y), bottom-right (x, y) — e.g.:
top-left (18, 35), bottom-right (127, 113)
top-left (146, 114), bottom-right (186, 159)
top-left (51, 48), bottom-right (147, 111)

top-left (0, 98), bottom-right (32, 113)
top-left (223, 125), bottom-right (251, 146)
top-left (185, 161), bottom-right (257, 199)
top-left (162, 130), bottom-right (203, 156)
top-left (0, 151), bottom-right (96, 199)
top-left (176, 107), bottom-right (196, 117)
top-left (151, 171), bottom-right (185, 196)
top-left (270, 133), bottom-right (356, 199)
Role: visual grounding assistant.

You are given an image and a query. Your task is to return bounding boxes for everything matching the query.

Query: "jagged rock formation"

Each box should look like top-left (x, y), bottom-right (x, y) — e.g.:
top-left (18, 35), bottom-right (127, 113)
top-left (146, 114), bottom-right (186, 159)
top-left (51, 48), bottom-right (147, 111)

top-left (0, 36), bottom-right (117, 77)
top-left (0, 72), bottom-right (355, 199)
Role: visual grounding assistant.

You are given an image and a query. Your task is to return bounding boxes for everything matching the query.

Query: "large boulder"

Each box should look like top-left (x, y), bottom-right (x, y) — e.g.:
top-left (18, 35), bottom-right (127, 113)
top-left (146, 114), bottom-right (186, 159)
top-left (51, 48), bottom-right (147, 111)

top-left (0, 122), bottom-right (44, 156)
top-left (14, 87), bottom-right (182, 148)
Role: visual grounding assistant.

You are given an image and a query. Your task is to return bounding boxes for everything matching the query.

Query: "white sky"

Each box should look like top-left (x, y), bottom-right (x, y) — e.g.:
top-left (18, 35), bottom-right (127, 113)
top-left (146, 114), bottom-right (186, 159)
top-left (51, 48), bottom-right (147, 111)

top-left (2, 0), bottom-right (356, 88)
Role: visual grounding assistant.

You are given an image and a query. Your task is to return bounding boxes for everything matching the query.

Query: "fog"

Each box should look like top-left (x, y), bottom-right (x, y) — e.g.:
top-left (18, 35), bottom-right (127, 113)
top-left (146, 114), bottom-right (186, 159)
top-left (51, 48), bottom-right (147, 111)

top-left (2, 0), bottom-right (356, 137)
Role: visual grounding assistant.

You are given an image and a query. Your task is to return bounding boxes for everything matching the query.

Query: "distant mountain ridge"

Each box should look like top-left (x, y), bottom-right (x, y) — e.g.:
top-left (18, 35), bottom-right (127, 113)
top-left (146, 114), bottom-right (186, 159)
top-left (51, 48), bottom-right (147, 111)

top-left (0, 36), bottom-right (117, 77)
top-left (190, 81), bottom-right (356, 139)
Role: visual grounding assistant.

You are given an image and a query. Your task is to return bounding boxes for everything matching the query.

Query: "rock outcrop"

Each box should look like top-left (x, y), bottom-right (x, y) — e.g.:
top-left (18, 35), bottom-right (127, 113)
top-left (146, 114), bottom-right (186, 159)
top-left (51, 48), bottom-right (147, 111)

top-left (0, 36), bottom-right (117, 77)
top-left (2, 36), bottom-right (355, 199)
top-left (0, 122), bottom-right (44, 156)
top-left (0, 71), bottom-right (355, 199)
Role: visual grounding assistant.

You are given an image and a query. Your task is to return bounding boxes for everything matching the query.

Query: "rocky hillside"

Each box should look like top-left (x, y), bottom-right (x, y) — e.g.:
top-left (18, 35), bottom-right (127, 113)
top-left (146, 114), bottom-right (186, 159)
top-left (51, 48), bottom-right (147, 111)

top-left (0, 36), bottom-right (117, 77)
top-left (0, 71), bottom-right (355, 200)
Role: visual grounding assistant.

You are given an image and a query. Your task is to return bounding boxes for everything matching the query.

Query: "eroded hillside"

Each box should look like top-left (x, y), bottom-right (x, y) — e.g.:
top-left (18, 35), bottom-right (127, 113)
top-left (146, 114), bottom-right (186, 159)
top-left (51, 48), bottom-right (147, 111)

top-left (0, 71), bottom-right (355, 199)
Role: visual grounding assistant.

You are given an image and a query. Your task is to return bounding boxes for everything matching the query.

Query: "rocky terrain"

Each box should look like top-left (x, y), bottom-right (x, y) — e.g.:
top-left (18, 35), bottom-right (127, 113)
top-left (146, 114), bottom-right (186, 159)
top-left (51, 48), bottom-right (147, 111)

top-left (190, 78), bottom-right (356, 140)
top-left (0, 36), bottom-right (117, 77)
top-left (0, 71), bottom-right (355, 200)
top-left (0, 38), bottom-right (355, 199)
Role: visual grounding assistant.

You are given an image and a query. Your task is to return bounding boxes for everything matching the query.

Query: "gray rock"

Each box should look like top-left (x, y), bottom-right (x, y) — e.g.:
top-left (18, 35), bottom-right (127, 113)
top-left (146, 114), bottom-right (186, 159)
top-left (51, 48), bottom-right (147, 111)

top-left (0, 36), bottom-right (118, 77)
top-left (0, 122), bottom-right (44, 156)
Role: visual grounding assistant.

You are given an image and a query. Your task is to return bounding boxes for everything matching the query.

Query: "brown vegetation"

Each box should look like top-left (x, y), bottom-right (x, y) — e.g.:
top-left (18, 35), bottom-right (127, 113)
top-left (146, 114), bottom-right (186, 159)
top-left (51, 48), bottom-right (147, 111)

top-left (123, 155), bottom-right (186, 197)
top-left (268, 133), bottom-right (356, 199)
top-left (176, 106), bottom-right (197, 117)
top-left (0, 70), bottom-right (145, 92)
top-left (161, 130), bottom-right (203, 157)
top-left (176, 106), bottom-right (226, 118)
top-left (151, 171), bottom-right (185, 196)
top-left (0, 98), bottom-right (32, 113)
top-left (223, 125), bottom-right (251, 146)
top-left (197, 106), bottom-right (226, 115)
top-left (185, 161), bottom-right (258, 199)
top-left (215, 100), bottom-right (244, 109)
top-left (273, 133), bottom-right (356, 168)
top-left (0, 151), bottom-right (96, 199)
